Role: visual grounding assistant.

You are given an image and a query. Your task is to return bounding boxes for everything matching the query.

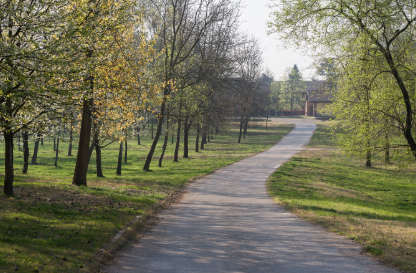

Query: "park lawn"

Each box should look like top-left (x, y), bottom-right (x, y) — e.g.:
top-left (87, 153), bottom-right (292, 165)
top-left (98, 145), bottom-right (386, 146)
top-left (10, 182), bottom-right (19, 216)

top-left (268, 124), bottom-right (416, 273)
top-left (0, 121), bottom-right (293, 273)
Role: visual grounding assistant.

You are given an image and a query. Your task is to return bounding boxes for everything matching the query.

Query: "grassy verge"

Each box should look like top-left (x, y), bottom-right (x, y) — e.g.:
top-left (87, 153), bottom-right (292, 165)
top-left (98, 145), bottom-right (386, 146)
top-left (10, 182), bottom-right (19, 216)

top-left (0, 121), bottom-right (293, 273)
top-left (268, 124), bottom-right (416, 273)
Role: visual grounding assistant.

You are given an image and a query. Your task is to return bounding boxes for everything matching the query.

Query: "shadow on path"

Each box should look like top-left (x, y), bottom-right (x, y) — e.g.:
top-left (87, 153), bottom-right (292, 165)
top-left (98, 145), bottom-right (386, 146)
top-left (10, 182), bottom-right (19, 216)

top-left (104, 119), bottom-right (398, 273)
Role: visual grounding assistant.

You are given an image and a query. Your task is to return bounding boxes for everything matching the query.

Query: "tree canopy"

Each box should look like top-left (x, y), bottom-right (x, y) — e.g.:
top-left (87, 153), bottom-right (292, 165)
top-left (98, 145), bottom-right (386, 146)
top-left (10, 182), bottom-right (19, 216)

top-left (269, 0), bottom-right (416, 160)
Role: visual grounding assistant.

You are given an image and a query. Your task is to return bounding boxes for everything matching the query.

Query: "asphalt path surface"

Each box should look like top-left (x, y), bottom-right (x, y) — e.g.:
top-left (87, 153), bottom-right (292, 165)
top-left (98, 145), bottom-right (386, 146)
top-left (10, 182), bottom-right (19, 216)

top-left (105, 119), bottom-right (398, 273)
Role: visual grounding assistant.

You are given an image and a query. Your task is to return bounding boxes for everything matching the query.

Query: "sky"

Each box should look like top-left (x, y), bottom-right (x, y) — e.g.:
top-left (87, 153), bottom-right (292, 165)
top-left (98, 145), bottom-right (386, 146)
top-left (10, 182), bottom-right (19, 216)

top-left (239, 0), bottom-right (315, 80)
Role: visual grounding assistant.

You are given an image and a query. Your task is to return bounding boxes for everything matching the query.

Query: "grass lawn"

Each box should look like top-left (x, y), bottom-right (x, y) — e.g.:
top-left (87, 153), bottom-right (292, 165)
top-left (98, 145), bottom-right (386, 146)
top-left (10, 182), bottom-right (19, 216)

top-left (268, 123), bottom-right (416, 273)
top-left (0, 121), bottom-right (293, 273)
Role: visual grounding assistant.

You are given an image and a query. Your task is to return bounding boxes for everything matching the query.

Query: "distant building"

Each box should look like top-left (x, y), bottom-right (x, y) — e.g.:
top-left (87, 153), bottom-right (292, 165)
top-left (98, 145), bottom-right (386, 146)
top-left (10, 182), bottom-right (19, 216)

top-left (304, 80), bottom-right (333, 117)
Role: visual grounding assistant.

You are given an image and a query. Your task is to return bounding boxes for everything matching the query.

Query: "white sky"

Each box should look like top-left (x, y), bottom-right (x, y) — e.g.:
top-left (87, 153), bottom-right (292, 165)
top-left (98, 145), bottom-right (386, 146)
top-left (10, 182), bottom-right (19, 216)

top-left (239, 0), bottom-right (315, 80)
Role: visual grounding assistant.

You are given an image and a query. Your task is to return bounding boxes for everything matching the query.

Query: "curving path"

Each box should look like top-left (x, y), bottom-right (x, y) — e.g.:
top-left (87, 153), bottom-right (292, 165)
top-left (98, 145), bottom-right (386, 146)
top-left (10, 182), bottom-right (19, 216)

top-left (105, 119), bottom-right (398, 273)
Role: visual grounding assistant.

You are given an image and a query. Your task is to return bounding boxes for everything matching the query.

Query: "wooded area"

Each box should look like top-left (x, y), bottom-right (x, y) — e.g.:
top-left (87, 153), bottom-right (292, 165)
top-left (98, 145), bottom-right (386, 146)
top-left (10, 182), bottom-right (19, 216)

top-left (0, 0), bottom-right (274, 197)
top-left (270, 0), bottom-right (416, 167)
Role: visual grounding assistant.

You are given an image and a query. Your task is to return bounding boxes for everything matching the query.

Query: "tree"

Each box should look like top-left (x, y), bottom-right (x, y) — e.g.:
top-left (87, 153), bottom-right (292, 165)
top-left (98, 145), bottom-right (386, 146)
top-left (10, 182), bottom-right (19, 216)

top-left (331, 35), bottom-right (378, 167)
top-left (69, 0), bottom-right (157, 185)
top-left (269, 0), bottom-right (416, 159)
top-left (0, 0), bottom-right (70, 196)
top-left (316, 58), bottom-right (338, 88)
top-left (141, 0), bottom-right (233, 171)
top-left (269, 81), bottom-right (282, 115)
top-left (189, 4), bottom-right (240, 151)
top-left (331, 33), bottom-right (404, 166)
top-left (287, 65), bottom-right (304, 112)
top-left (233, 38), bottom-right (263, 143)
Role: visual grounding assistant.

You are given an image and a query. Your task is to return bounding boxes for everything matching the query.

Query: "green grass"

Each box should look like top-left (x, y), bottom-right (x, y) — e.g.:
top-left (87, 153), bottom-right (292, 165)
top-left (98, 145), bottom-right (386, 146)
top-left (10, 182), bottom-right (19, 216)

top-left (268, 124), bottom-right (416, 273)
top-left (0, 121), bottom-right (293, 273)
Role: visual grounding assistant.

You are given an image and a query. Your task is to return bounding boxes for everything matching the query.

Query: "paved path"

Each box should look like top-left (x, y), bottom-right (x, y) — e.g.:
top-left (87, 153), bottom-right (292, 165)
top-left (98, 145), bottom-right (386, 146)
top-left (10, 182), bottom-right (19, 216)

top-left (105, 119), bottom-right (398, 273)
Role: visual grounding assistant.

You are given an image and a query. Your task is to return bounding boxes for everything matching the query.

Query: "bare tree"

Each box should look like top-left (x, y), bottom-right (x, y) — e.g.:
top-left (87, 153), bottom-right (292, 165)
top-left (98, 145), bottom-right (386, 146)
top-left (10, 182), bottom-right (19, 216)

top-left (142, 0), bottom-right (235, 170)
top-left (232, 38), bottom-right (263, 143)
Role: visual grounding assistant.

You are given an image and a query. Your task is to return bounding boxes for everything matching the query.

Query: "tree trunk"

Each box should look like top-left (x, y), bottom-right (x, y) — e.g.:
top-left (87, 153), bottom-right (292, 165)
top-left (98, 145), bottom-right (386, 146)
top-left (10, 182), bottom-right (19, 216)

top-left (290, 93), bottom-right (294, 112)
top-left (116, 141), bottom-right (123, 175)
top-left (54, 134), bottom-right (60, 168)
top-left (4, 131), bottom-right (14, 196)
top-left (366, 149), bottom-right (372, 168)
top-left (22, 131), bottom-right (29, 174)
top-left (365, 137), bottom-right (372, 168)
top-left (143, 98), bottom-right (166, 171)
top-left (174, 105), bottom-right (182, 162)
top-left (17, 133), bottom-right (22, 152)
top-left (159, 110), bottom-right (170, 168)
top-left (151, 119), bottom-right (154, 139)
top-left (195, 124), bottom-right (200, 153)
top-left (31, 137), bottom-right (40, 164)
top-left (73, 98), bottom-right (93, 186)
top-left (68, 120), bottom-right (73, 156)
top-left (201, 123), bottom-right (207, 150)
top-left (124, 132), bottom-right (128, 164)
top-left (95, 145), bottom-right (103, 177)
top-left (174, 121), bottom-right (181, 162)
top-left (183, 116), bottom-right (191, 158)
top-left (238, 116), bottom-right (244, 143)
top-left (385, 133), bottom-right (390, 164)
top-left (383, 51), bottom-right (416, 159)
top-left (243, 118), bottom-right (249, 138)
top-left (94, 130), bottom-right (103, 177)
top-left (53, 137), bottom-right (56, 152)
top-left (137, 127), bottom-right (141, 145)
top-left (266, 113), bottom-right (269, 129)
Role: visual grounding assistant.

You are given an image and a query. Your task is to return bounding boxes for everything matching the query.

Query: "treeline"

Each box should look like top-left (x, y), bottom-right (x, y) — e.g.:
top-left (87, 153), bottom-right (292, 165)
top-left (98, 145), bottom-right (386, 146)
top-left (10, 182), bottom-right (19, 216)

top-left (268, 65), bottom-right (306, 114)
top-left (0, 0), bottom-right (272, 196)
top-left (270, 0), bottom-right (416, 165)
